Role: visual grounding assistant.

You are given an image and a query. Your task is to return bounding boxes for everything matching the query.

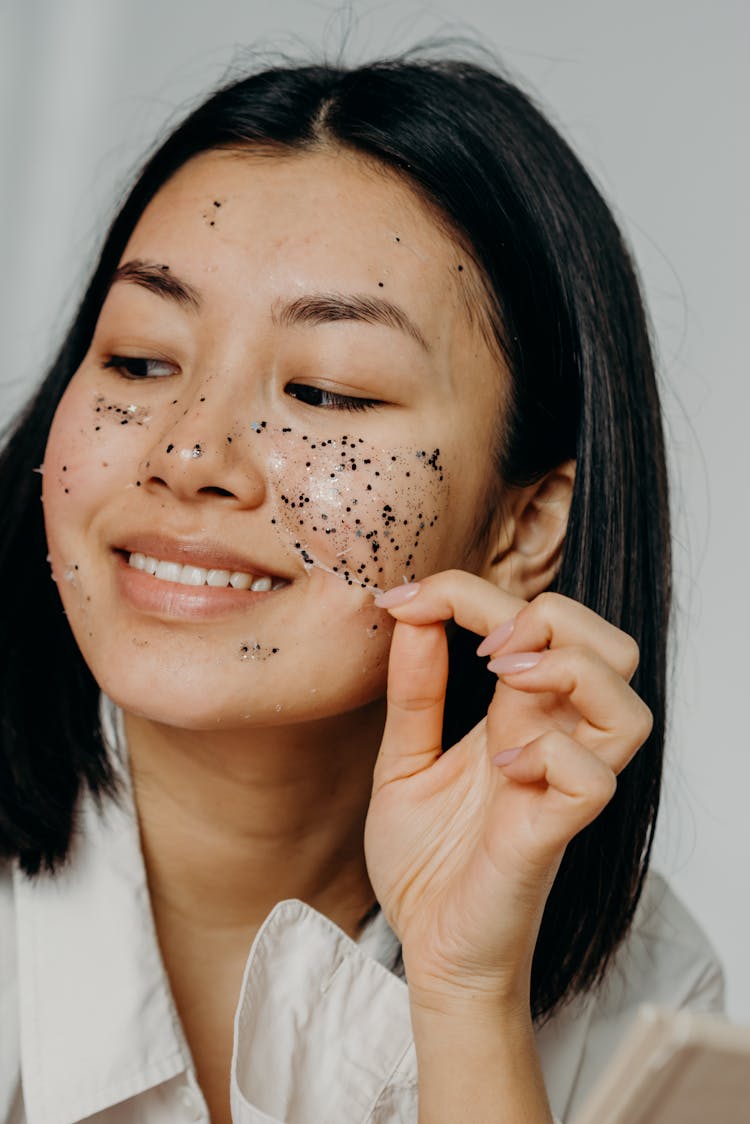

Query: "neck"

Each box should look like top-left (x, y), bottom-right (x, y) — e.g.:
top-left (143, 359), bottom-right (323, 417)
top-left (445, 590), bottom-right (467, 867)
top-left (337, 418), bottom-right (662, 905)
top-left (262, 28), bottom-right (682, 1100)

top-left (124, 705), bottom-right (384, 944)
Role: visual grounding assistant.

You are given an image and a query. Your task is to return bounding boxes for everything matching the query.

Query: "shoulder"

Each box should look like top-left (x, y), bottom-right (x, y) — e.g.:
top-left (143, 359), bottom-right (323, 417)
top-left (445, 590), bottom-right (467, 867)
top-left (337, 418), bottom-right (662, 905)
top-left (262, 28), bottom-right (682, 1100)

top-left (601, 869), bottom-right (725, 1015)
top-left (0, 862), bottom-right (21, 1109)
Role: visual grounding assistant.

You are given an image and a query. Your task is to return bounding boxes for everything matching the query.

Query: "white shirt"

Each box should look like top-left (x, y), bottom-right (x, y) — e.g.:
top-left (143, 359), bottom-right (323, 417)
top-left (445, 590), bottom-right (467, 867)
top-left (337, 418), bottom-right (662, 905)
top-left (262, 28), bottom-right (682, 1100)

top-left (0, 699), bottom-right (725, 1123)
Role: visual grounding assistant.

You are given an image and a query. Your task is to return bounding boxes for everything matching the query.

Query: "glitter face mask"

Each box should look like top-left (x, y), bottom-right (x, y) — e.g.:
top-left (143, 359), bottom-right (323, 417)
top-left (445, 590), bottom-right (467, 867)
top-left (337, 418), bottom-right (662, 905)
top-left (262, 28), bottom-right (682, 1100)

top-left (260, 424), bottom-right (448, 593)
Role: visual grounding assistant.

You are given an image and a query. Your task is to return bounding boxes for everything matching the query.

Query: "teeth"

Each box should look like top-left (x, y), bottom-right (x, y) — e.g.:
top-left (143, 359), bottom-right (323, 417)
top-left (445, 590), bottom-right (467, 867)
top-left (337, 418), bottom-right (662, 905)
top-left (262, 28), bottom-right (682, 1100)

top-left (181, 565), bottom-right (208, 586)
top-left (127, 552), bottom-right (281, 591)
top-left (206, 568), bottom-right (231, 587)
top-left (154, 561), bottom-right (182, 582)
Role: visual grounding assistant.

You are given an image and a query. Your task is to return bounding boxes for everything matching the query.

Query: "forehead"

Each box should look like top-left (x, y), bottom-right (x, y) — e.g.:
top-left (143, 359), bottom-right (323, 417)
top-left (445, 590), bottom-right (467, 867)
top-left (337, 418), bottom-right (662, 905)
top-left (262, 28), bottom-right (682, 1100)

top-left (123, 148), bottom-right (476, 347)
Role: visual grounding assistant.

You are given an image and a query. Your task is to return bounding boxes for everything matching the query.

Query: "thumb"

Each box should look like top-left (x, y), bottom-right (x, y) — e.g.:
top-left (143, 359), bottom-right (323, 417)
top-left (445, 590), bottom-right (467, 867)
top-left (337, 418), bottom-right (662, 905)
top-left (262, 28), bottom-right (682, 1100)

top-left (373, 618), bottom-right (449, 790)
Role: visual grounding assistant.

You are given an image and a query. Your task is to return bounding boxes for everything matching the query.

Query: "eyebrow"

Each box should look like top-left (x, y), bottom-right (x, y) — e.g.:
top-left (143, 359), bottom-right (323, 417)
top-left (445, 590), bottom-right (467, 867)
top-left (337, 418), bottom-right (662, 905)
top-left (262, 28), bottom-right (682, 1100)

top-left (109, 260), bottom-right (202, 310)
top-left (272, 293), bottom-right (430, 352)
top-left (109, 262), bottom-right (429, 351)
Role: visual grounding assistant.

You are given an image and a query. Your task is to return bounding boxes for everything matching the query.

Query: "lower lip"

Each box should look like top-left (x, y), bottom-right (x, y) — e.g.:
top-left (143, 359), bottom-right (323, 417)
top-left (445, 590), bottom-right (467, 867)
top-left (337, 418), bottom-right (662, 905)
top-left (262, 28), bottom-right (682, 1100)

top-left (113, 552), bottom-right (286, 621)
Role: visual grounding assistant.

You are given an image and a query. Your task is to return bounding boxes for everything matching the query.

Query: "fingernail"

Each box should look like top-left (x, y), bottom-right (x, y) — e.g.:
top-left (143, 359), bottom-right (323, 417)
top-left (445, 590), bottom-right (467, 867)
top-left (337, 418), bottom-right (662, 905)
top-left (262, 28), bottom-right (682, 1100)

top-left (487, 651), bottom-right (544, 675)
top-left (492, 746), bottom-right (524, 767)
top-left (373, 581), bottom-right (422, 608)
top-left (476, 617), bottom-right (516, 657)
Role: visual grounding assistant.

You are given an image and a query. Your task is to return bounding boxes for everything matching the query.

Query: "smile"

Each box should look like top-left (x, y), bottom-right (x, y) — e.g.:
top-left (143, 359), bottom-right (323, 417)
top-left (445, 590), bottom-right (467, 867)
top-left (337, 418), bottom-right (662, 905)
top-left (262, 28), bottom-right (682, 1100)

top-left (127, 552), bottom-right (287, 592)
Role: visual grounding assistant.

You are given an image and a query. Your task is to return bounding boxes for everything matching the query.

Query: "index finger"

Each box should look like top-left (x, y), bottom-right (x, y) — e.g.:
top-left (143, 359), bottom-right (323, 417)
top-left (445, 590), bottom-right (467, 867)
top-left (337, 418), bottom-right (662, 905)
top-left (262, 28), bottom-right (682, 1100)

top-left (374, 572), bottom-right (639, 683)
top-left (373, 569), bottom-right (527, 639)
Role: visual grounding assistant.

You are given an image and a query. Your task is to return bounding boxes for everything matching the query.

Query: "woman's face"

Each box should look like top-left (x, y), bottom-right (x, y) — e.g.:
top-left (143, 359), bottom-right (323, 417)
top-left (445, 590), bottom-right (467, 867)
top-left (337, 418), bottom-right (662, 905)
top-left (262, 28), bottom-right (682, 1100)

top-left (42, 148), bottom-right (506, 729)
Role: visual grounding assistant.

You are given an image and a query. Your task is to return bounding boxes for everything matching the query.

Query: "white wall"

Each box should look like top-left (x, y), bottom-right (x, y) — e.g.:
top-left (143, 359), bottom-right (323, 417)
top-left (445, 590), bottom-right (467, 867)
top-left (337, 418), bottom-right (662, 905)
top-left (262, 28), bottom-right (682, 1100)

top-left (2, 0), bottom-right (748, 1020)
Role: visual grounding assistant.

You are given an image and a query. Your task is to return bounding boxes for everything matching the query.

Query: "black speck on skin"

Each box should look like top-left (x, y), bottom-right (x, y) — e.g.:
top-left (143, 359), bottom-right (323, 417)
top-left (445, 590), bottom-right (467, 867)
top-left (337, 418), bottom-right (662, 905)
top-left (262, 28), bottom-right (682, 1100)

top-left (166, 444), bottom-right (174, 453)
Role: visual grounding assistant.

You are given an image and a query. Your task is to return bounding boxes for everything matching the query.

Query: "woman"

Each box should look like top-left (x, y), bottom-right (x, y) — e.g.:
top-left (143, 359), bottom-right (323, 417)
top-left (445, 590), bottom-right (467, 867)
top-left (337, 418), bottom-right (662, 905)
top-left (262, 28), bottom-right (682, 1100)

top-left (0, 56), bottom-right (723, 1122)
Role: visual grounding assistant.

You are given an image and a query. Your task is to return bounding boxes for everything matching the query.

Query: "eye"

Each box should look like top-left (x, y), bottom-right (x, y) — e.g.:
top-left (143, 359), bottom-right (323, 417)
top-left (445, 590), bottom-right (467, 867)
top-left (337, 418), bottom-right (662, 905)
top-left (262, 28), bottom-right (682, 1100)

top-left (103, 355), bottom-right (176, 379)
top-left (284, 383), bottom-right (383, 412)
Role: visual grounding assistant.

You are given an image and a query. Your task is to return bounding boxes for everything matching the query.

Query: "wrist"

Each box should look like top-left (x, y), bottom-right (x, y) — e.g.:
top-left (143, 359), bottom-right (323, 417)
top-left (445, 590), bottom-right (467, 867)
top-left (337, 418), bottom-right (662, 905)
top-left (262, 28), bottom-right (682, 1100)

top-left (409, 986), bottom-right (534, 1043)
top-left (405, 956), bottom-right (533, 1026)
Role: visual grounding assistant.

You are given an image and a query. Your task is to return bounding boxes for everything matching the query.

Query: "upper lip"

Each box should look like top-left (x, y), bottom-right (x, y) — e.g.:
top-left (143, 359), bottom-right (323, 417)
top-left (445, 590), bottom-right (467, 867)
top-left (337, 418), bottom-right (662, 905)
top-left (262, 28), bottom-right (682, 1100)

top-left (114, 533), bottom-right (287, 578)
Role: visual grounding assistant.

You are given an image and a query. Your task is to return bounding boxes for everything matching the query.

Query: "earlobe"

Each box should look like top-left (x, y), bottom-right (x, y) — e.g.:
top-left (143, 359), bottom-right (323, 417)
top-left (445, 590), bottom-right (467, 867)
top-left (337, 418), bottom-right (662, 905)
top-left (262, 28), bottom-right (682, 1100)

top-left (484, 460), bottom-right (575, 600)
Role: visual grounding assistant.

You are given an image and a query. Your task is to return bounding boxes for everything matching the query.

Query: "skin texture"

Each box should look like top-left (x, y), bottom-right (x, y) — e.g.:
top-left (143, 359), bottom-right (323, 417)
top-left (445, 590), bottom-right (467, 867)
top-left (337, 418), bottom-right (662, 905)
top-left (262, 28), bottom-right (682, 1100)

top-left (41, 148), bottom-right (652, 1123)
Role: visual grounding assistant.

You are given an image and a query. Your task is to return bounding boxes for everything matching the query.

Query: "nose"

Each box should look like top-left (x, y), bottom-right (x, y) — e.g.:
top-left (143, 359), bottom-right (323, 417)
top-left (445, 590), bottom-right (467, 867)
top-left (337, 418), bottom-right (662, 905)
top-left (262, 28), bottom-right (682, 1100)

top-left (139, 391), bottom-right (266, 509)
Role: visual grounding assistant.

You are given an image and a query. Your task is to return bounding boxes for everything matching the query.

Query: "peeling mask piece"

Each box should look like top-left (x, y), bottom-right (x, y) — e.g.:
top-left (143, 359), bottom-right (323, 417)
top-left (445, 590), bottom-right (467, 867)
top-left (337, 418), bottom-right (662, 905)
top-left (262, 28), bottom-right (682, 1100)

top-left (264, 427), bottom-right (448, 592)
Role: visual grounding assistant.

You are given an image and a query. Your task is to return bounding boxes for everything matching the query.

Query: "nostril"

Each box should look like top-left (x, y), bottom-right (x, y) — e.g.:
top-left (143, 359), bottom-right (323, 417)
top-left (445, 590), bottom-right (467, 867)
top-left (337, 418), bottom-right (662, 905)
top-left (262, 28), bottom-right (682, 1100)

top-left (198, 486), bottom-right (235, 497)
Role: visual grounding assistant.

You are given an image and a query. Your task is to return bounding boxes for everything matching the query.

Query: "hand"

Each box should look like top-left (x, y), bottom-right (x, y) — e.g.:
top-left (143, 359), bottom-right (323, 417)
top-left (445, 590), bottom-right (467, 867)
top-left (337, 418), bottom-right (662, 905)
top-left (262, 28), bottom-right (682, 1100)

top-left (363, 570), bottom-right (653, 1013)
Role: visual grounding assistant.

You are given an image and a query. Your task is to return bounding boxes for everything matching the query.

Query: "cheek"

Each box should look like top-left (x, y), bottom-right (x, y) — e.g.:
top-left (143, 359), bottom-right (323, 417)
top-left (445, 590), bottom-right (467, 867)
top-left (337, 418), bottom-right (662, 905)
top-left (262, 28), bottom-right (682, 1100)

top-left (265, 429), bottom-right (448, 590)
top-left (42, 385), bottom-right (152, 553)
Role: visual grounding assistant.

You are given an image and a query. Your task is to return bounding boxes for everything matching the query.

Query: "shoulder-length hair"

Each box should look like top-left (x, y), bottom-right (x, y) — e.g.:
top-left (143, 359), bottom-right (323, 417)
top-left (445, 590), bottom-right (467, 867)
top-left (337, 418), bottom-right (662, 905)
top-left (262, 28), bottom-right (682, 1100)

top-left (0, 56), bottom-right (669, 1021)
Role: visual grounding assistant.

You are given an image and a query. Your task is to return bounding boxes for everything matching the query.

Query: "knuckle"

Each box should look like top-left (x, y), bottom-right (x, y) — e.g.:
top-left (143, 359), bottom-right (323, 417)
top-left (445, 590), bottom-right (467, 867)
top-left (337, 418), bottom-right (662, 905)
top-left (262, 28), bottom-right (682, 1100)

top-left (531, 590), bottom-right (560, 619)
top-left (634, 698), bottom-right (654, 743)
top-left (594, 767), bottom-right (618, 805)
top-left (620, 634), bottom-right (641, 676)
top-left (536, 728), bottom-right (571, 756)
top-left (390, 691), bottom-right (442, 713)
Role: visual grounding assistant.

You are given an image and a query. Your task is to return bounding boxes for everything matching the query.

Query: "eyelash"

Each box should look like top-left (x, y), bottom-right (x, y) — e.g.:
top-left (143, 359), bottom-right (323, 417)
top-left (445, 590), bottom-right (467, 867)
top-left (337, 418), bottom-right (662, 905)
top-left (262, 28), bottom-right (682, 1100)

top-left (102, 356), bottom-right (174, 379)
top-left (102, 357), bottom-right (384, 412)
top-left (284, 384), bottom-right (383, 412)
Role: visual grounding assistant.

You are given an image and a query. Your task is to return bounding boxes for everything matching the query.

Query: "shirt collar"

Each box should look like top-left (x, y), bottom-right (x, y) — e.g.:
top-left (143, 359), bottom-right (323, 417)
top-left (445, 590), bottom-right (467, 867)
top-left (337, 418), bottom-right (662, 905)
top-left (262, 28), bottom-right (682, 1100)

top-left (14, 696), bottom-right (190, 1124)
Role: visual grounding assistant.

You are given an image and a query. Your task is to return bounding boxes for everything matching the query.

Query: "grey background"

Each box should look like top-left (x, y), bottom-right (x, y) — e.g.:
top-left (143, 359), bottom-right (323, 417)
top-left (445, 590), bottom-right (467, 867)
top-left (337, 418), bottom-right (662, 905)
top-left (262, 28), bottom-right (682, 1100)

top-left (1, 1), bottom-right (748, 1019)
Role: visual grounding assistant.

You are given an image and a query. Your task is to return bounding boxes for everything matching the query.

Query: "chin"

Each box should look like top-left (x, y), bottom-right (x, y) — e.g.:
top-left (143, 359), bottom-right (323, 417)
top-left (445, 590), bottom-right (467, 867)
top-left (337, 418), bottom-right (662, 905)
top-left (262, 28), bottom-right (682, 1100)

top-left (89, 646), bottom-right (387, 733)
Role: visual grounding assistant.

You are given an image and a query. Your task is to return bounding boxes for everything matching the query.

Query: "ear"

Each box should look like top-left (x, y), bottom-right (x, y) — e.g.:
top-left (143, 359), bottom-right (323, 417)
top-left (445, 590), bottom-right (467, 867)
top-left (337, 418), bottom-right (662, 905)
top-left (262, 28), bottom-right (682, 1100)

top-left (481, 460), bottom-right (576, 600)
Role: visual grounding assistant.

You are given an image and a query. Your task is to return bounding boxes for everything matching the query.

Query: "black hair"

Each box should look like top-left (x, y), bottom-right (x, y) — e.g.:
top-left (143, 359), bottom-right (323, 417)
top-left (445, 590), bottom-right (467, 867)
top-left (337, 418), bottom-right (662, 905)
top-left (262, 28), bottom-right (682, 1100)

top-left (0, 55), bottom-right (669, 1021)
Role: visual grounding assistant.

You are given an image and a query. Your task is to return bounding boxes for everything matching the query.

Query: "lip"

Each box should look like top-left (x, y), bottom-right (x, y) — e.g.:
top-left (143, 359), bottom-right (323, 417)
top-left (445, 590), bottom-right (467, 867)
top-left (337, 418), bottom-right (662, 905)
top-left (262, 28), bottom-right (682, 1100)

top-left (112, 534), bottom-right (291, 622)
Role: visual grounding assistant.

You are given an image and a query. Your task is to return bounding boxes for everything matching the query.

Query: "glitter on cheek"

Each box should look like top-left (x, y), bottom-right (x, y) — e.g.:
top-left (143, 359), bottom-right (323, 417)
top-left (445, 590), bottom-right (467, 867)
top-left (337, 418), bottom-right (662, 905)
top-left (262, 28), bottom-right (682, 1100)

top-left (63, 562), bottom-right (80, 584)
top-left (264, 428), bottom-right (449, 592)
top-left (92, 394), bottom-right (151, 426)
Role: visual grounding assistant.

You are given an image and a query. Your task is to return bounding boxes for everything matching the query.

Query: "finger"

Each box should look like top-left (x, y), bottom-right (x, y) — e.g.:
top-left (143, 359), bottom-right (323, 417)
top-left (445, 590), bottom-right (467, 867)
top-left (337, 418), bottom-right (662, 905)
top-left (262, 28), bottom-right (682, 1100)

top-left (373, 570), bottom-right (527, 645)
top-left (479, 591), bottom-right (640, 682)
top-left (373, 619), bottom-right (449, 790)
top-left (492, 730), bottom-right (617, 847)
top-left (488, 646), bottom-right (653, 772)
